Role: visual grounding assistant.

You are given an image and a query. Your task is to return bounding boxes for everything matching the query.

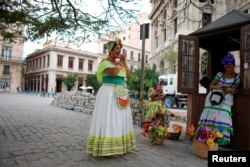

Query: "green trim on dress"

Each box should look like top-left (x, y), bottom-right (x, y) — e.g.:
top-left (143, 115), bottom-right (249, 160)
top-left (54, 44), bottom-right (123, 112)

top-left (87, 132), bottom-right (136, 156)
top-left (96, 60), bottom-right (126, 83)
top-left (197, 123), bottom-right (234, 135)
top-left (204, 106), bottom-right (233, 116)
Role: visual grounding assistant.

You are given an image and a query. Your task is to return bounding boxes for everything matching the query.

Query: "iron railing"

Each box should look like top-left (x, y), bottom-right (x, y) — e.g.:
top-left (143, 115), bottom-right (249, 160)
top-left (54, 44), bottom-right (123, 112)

top-left (0, 56), bottom-right (24, 63)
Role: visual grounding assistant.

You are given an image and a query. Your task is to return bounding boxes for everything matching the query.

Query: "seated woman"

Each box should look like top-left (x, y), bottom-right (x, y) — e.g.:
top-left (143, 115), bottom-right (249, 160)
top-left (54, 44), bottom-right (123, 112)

top-left (145, 83), bottom-right (169, 126)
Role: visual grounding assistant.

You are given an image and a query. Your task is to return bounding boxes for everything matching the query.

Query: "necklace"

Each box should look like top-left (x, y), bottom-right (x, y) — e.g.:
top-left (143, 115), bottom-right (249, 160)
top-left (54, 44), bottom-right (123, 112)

top-left (107, 57), bottom-right (119, 65)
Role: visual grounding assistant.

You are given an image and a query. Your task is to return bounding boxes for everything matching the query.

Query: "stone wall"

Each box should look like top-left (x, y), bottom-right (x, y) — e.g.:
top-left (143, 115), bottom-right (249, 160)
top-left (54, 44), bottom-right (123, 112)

top-left (130, 99), bottom-right (148, 125)
top-left (51, 91), bottom-right (96, 115)
top-left (51, 91), bottom-right (146, 125)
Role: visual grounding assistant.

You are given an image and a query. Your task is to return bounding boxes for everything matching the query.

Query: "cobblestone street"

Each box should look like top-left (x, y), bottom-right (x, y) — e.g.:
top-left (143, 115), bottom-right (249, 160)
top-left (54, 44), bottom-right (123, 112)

top-left (0, 93), bottom-right (207, 167)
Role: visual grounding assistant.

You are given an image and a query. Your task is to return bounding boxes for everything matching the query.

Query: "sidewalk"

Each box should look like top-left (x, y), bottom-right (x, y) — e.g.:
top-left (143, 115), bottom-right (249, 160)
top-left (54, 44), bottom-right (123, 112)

top-left (19, 91), bottom-right (56, 98)
top-left (0, 93), bottom-right (207, 167)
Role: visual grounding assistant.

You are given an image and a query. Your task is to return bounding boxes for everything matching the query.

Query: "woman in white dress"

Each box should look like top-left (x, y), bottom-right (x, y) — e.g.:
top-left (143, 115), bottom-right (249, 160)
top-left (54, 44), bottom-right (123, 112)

top-left (87, 38), bottom-right (136, 157)
top-left (197, 53), bottom-right (240, 146)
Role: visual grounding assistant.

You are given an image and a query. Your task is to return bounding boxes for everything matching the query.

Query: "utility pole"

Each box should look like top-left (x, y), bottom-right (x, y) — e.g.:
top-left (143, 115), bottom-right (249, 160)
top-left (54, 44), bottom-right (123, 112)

top-left (139, 23), bottom-right (149, 127)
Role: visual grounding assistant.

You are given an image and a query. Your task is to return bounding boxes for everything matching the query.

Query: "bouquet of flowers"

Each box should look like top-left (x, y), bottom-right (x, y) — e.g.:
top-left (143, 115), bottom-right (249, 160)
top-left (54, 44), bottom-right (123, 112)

top-left (166, 125), bottom-right (182, 140)
top-left (173, 125), bottom-right (182, 133)
top-left (187, 124), bottom-right (195, 140)
top-left (187, 124), bottom-right (223, 148)
top-left (141, 123), bottom-right (168, 144)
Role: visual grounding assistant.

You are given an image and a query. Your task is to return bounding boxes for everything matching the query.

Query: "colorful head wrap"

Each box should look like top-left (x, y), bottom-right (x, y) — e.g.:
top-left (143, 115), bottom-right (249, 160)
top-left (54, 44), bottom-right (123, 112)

top-left (106, 37), bottom-right (122, 53)
top-left (221, 53), bottom-right (235, 66)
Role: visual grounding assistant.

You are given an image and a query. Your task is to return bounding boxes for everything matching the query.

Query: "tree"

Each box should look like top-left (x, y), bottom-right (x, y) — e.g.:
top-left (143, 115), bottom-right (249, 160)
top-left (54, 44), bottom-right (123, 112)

top-left (126, 67), bottom-right (159, 96)
top-left (85, 74), bottom-right (101, 95)
top-left (62, 74), bottom-right (77, 91)
top-left (200, 52), bottom-right (208, 75)
top-left (163, 46), bottom-right (177, 74)
top-left (0, 0), bottom-right (142, 42)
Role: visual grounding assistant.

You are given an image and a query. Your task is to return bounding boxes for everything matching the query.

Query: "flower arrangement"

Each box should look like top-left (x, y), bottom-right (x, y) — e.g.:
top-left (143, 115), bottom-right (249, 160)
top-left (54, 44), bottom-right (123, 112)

top-left (141, 123), bottom-right (168, 144)
top-left (187, 124), bottom-right (195, 140)
top-left (173, 125), bottom-right (182, 133)
top-left (166, 125), bottom-right (182, 140)
top-left (187, 125), bottom-right (223, 148)
top-left (115, 37), bottom-right (122, 46)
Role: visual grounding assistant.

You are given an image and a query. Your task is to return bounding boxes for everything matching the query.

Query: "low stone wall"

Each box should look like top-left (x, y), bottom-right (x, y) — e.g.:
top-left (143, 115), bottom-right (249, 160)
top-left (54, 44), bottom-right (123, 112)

top-left (130, 99), bottom-right (148, 125)
top-left (51, 91), bottom-right (96, 115)
top-left (51, 91), bottom-right (146, 125)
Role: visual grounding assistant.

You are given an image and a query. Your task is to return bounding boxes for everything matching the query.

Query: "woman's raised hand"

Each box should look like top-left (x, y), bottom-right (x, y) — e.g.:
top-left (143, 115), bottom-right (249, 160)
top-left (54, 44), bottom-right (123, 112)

top-left (120, 50), bottom-right (127, 63)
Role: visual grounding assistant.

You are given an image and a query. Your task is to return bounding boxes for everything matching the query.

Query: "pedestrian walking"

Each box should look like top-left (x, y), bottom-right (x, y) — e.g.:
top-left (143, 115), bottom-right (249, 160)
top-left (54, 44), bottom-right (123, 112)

top-left (16, 86), bottom-right (21, 93)
top-left (41, 88), bottom-right (46, 97)
top-left (50, 88), bottom-right (55, 97)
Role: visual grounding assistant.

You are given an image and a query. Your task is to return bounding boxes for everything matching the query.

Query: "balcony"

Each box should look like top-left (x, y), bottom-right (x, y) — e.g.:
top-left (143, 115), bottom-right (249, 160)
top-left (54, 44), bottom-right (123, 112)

top-left (1, 71), bottom-right (11, 78)
top-left (0, 56), bottom-right (24, 63)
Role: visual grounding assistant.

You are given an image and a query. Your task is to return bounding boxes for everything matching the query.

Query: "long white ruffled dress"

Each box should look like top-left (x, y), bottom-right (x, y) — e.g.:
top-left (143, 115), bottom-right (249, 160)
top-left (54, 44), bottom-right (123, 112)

top-left (198, 72), bottom-right (240, 145)
top-left (87, 60), bottom-right (136, 156)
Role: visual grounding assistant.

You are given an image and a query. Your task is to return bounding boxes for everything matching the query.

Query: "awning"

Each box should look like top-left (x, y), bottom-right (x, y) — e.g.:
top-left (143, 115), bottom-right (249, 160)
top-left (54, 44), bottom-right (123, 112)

top-left (190, 10), bottom-right (250, 36)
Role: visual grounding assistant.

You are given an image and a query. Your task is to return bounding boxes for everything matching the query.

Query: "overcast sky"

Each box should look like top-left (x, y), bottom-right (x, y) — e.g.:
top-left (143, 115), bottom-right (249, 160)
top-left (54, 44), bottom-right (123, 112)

top-left (23, 1), bottom-right (151, 57)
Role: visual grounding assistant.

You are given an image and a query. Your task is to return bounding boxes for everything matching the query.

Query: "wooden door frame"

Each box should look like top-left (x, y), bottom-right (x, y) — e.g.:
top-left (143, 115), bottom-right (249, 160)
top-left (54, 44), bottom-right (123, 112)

top-left (178, 35), bottom-right (199, 94)
top-left (240, 24), bottom-right (250, 95)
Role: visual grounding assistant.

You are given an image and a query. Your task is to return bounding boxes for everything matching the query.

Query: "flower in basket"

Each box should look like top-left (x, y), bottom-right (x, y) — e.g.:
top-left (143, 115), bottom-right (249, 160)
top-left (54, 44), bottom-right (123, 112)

top-left (141, 122), bottom-right (154, 137)
top-left (173, 125), bottom-right (182, 133)
top-left (187, 124), bottom-right (195, 137)
top-left (188, 125), bottom-right (223, 148)
top-left (141, 123), bottom-right (168, 144)
top-left (166, 125), bottom-right (182, 140)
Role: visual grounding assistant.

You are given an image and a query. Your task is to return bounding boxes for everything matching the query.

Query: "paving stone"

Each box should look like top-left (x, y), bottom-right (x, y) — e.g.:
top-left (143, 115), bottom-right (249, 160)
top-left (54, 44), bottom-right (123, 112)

top-left (0, 94), bottom-right (207, 167)
top-left (15, 159), bottom-right (30, 167)
top-left (0, 159), bottom-right (17, 167)
top-left (30, 160), bottom-right (44, 167)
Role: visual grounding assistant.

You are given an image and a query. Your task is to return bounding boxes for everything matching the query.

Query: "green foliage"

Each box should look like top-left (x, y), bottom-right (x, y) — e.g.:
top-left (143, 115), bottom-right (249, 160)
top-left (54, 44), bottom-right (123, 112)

top-left (163, 46), bottom-right (177, 73)
top-left (126, 68), bottom-right (159, 95)
top-left (126, 69), bottom-right (140, 93)
top-left (85, 74), bottom-right (101, 94)
top-left (201, 52), bottom-right (208, 75)
top-left (0, 1), bottom-right (27, 40)
top-left (62, 74), bottom-right (77, 91)
top-left (0, 0), bottom-right (140, 42)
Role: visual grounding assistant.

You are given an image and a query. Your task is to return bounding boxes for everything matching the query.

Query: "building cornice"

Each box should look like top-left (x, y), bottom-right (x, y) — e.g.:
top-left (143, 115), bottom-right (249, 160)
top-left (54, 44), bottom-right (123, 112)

top-left (148, 1), bottom-right (162, 19)
top-left (24, 68), bottom-right (94, 76)
top-left (27, 46), bottom-right (99, 60)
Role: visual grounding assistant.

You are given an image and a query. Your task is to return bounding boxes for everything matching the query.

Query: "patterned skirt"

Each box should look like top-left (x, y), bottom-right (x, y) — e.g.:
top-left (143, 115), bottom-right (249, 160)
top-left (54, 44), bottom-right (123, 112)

top-left (87, 85), bottom-right (136, 156)
top-left (198, 92), bottom-right (233, 145)
top-left (146, 100), bottom-right (169, 122)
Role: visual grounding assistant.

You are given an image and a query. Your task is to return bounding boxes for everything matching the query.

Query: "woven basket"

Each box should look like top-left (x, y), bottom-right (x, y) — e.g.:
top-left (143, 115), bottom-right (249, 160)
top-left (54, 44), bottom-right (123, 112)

top-left (167, 132), bottom-right (181, 140)
top-left (148, 132), bottom-right (165, 145)
top-left (154, 138), bottom-right (165, 145)
top-left (192, 139), bottom-right (218, 159)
